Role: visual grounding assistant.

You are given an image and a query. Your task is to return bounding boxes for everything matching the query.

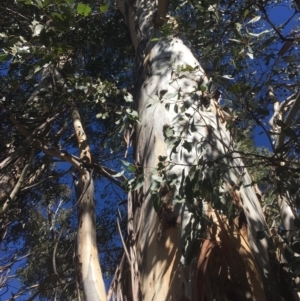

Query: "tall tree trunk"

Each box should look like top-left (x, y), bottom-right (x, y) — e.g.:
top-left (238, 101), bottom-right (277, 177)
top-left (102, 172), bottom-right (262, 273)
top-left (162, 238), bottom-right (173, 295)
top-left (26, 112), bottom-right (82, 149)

top-left (116, 0), bottom-right (282, 300)
top-left (72, 108), bottom-right (107, 301)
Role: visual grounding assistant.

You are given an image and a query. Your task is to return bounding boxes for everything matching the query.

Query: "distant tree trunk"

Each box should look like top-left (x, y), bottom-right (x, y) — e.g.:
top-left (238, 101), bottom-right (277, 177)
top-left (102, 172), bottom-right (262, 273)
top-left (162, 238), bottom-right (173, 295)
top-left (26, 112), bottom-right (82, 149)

top-left (115, 0), bottom-right (283, 300)
top-left (72, 108), bottom-right (107, 301)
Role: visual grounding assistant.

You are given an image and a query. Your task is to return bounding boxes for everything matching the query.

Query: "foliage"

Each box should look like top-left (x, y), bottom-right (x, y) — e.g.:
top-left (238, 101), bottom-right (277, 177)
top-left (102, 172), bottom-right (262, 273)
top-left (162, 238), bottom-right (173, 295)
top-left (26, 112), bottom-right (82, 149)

top-left (0, 0), bottom-right (300, 299)
top-left (0, 0), bottom-right (133, 299)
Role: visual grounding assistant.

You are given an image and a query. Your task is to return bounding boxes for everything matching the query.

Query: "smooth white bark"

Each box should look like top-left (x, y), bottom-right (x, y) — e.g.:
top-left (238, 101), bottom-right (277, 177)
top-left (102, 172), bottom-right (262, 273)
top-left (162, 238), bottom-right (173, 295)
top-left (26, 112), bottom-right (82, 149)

top-left (117, 1), bottom-right (278, 300)
top-left (134, 34), bottom-right (275, 300)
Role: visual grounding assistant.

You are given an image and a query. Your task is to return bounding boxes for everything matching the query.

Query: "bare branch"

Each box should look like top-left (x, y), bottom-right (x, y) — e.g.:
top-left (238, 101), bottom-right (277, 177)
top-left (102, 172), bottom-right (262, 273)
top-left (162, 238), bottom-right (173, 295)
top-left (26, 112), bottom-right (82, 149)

top-left (117, 218), bottom-right (131, 265)
top-left (1, 161), bottom-right (32, 213)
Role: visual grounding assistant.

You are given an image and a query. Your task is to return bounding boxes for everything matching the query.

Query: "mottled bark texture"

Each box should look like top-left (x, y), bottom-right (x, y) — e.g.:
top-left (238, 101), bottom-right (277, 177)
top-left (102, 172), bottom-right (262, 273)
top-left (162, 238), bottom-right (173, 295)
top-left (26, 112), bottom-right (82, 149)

top-left (114, 1), bottom-right (284, 301)
top-left (72, 108), bottom-right (106, 301)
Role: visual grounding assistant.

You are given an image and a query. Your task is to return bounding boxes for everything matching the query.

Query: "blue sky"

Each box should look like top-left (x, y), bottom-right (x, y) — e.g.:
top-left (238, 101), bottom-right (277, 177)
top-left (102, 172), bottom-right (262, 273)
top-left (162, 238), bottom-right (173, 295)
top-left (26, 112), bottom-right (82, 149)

top-left (1, 1), bottom-right (299, 300)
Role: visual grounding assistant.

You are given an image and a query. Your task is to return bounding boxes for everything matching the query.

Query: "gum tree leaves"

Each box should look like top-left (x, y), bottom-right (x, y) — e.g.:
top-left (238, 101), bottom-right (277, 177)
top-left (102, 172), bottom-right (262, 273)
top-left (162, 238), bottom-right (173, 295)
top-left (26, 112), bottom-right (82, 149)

top-left (77, 3), bottom-right (91, 16)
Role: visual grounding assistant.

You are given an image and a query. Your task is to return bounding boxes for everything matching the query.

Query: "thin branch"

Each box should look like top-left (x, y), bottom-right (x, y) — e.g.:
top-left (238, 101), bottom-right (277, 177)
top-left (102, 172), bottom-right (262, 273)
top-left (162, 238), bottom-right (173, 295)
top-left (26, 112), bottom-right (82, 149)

top-left (117, 218), bottom-right (131, 265)
top-left (281, 9), bottom-right (298, 29)
top-left (258, 3), bottom-right (294, 42)
top-left (1, 7), bottom-right (29, 21)
top-left (0, 103), bottom-right (64, 167)
top-left (21, 169), bottom-right (71, 192)
top-left (1, 161), bottom-right (32, 213)
top-left (93, 163), bottom-right (126, 187)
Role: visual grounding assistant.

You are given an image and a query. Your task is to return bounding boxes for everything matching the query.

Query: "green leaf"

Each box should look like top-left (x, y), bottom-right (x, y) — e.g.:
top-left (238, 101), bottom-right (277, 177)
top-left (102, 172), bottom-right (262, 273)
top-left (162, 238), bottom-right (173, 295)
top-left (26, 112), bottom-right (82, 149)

top-left (51, 12), bottom-right (64, 21)
top-left (283, 56), bottom-right (298, 63)
top-left (152, 174), bottom-right (164, 182)
top-left (246, 15), bottom-right (261, 24)
top-left (228, 38), bottom-right (242, 43)
top-left (120, 159), bottom-right (131, 167)
top-left (174, 104), bottom-right (178, 113)
top-left (259, 37), bottom-right (275, 50)
top-left (127, 165), bottom-right (136, 172)
top-left (164, 127), bottom-right (174, 138)
top-left (164, 92), bottom-right (178, 99)
top-left (174, 195), bottom-right (185, 203)
top-left (130, 110), bottom-right (139, 118)
top-left (228, 83), bottom-right (251, 94)
top-left (100, 3), bottom-right (109, 13)
top-left (243, 9), bottom-right (249, 18)
top-left (150, 180), bottom-right (160, 192)
top-left (132, 175), bottom-right (144, 191)
top-left (35, 0), bottom-right (43, 8)
top-left (247, 29), bottom-right (271, 37)
top-left (181, 64), bottom-right (195, 72)
top-left (124, 93), bottom-right (133, 102)
top-left (77, 3), bottom-right (91, 16)
top-left (222, 75), bottom-right (234, 80)
top-left (235, 22), bottom-right (242, 34)
top-left (146, 95), bottom-right (160, 107)
top-left (246, 52), bottom-right (254, 59)
top-left (0, 53), bottom-right (12, 62)
top-left (111, 170), bottom-right (125, 178)
top-left (152, 193), bottom-right (161, 212)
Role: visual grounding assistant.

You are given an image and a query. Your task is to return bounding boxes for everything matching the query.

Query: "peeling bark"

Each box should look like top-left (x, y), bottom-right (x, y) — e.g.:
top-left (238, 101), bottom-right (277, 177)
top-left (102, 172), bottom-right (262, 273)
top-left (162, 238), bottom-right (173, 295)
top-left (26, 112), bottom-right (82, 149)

top-left (115, 1), bottom-right (282, 301)
top-left (269, 91), bottom-right (300, 244)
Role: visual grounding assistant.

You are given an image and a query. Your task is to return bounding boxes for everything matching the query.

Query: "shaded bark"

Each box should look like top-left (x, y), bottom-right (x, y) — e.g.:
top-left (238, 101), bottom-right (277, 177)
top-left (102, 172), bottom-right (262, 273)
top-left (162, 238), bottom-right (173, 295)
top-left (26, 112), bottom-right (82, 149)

top-left (116, 0), bottom-right (282, 300)
top-left (269, 91), bottom-right (300, 245)
top-left (1, 161), bottom-right (32, 214)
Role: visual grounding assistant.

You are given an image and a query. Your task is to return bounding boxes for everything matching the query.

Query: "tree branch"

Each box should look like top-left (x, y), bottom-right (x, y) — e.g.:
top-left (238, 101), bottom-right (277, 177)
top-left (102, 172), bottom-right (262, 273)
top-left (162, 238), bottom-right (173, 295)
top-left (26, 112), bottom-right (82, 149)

top-left (1, 161), bottom-right (32, 213)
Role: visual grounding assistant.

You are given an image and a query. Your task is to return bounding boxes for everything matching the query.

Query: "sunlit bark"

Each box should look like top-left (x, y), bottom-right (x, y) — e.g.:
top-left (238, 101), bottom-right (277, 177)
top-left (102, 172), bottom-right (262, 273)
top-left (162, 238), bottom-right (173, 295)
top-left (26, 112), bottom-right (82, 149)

top-left (116, 0), bottom-right (281, 300)
top-left (269, 91), bottom-right (300, 242)
top-left (72, 108), bottom-right (107, 301)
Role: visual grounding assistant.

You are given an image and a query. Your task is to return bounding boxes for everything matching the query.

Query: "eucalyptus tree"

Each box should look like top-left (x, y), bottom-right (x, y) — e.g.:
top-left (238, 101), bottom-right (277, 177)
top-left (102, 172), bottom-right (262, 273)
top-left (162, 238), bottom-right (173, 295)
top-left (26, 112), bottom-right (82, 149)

top-left (0, 0), bottom-right (133, 299)
top-left (111, 0), bottom-right (300, 301)
top-left (0, 0), bottom-right (300, 300)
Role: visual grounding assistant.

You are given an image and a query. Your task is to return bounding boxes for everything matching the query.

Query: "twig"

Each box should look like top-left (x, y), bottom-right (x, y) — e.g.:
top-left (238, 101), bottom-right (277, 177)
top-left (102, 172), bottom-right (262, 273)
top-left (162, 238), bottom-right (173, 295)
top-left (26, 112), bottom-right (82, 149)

top-left (117, 218), bottom-right (131, 264)
top-left (1, 7), bottom-right (29, 21)
top-left (1, 161), bottom-right (32, 213)
top-left (258, 3), bottom-right (294, 42)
